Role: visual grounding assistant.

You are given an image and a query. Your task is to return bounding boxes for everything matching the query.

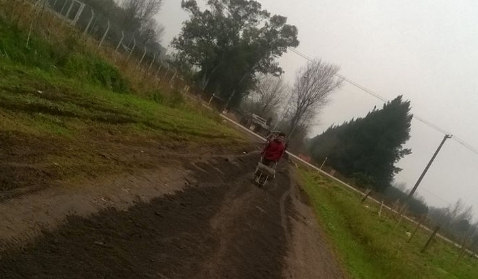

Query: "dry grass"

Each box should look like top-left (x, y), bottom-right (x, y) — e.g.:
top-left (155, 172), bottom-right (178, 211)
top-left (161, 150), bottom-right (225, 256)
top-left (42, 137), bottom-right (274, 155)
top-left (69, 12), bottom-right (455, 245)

top-left (2, 0), bottom-right (187, 99)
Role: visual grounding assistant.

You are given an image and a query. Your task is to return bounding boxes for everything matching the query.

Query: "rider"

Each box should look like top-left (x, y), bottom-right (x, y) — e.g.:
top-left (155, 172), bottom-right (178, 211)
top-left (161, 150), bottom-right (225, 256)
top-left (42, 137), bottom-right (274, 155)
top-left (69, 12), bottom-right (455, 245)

top-left (265, 130), bottom-right (277, 143)
top-left (261, 132), bottom-right (286, 166)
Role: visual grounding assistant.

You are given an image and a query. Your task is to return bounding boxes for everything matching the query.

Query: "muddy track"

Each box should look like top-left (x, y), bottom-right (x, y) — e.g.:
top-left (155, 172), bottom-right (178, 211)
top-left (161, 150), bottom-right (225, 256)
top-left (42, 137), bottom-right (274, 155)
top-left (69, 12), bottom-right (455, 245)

top-left (0, 153), bottom-right (291, 278)
top-left (0, 152), bottom-right (346, 279)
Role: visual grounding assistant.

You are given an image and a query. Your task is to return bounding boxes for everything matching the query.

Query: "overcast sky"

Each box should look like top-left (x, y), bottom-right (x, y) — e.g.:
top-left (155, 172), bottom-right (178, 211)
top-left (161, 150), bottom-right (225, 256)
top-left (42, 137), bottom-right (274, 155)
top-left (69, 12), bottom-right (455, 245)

top-left (156, 0), bottom-right (478, 214)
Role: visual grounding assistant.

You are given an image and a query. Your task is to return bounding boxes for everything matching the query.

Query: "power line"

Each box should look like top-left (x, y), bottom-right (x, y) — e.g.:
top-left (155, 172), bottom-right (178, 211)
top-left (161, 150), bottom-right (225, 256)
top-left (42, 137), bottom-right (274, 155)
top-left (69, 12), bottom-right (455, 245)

top-left (395, 175), bottom-right (451, 206)
top-left (416, 187), bottom-right (452, 206)
top-left (289, 48), bottom-right (447, 132)
top-left (453, 136), bottom-right (478, 155)
top-left (288, 47), bottom-right (478, 156)
top-left (335, 73), bottom-right (388, 102)
top-left (412, 115), bottom-right (450, 135)
top-left (289, 48), bottom-right (388, 101)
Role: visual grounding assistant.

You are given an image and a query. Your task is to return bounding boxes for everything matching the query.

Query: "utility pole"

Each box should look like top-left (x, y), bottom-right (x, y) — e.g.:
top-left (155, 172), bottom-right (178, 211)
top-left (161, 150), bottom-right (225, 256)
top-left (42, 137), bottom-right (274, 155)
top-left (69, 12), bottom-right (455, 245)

top-left (407, 134), bottom-right (452, 200)
top-left (397, 134), bottom-right (451, 218)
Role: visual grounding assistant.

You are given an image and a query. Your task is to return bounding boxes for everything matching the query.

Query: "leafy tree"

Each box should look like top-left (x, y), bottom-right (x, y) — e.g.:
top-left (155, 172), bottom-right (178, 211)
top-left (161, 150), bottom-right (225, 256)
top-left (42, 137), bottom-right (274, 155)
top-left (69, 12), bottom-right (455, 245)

top-left (172, 0), bottom-right (299, 107)
top-left (309, 96), bottom-right (413, 192)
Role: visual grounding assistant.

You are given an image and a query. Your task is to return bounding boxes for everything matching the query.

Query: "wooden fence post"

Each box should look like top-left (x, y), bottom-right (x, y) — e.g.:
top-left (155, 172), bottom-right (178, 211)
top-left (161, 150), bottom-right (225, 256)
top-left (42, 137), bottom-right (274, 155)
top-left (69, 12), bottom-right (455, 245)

top-left (407, 215), bottom-right (426, 243)
top-left (378, 200), bottom-right (384, 217)
top-left (361, 189), bottom-right (372, 204)
top-left (421, 226), bottom-right (440, 253)
top-left (455, 235), bottom-right (471, 265)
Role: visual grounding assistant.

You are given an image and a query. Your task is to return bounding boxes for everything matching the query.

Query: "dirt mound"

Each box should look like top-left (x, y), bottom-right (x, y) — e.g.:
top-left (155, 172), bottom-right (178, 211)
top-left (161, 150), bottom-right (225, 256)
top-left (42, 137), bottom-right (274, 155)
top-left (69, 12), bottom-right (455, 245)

top-left (0, 128), bottom-right (256, 200)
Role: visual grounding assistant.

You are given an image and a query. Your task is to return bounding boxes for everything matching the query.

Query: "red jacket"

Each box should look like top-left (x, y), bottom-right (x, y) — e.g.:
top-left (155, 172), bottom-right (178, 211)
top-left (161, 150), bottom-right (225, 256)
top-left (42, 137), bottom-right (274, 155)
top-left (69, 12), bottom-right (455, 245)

top-left (262, 139), bottom-right (286, 161)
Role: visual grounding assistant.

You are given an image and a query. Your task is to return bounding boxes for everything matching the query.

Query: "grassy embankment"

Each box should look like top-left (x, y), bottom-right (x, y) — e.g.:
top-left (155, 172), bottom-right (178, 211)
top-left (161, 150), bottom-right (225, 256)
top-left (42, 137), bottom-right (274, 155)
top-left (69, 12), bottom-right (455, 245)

top-left (299, 170), bottom-right (478, 279)
top-left (0, 6), bottom-right (245, 190)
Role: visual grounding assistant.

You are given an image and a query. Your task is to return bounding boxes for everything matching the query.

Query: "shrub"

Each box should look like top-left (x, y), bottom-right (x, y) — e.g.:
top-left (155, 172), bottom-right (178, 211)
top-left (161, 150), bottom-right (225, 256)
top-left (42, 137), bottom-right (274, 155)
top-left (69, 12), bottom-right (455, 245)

top-left (166, 90), bottom-right (186, 108)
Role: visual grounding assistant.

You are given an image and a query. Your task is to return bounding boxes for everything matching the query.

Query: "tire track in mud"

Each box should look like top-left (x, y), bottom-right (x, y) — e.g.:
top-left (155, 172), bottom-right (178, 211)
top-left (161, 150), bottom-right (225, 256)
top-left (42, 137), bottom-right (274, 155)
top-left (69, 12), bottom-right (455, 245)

top-left (284, 171), bottom-right (348, 279)
top-left (195, 168), bottom-right (291, 279)
top-left (0, 153), bottom-right (293, 279)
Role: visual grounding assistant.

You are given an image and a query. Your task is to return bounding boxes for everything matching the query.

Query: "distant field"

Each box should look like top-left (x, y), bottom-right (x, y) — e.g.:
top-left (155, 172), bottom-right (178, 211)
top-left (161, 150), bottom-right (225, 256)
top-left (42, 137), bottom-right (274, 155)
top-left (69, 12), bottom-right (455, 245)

top-left (299, 170), bottom-right (478, 279)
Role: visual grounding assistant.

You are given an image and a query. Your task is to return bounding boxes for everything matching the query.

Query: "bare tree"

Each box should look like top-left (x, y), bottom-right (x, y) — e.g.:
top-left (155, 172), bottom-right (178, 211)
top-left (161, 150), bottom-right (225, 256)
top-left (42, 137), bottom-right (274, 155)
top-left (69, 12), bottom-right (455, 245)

top-left (287, 59), bottom-right (342, 137)
top-left (139, 18), bottom-right (165, 44)
top-left (246, 75), bottom-right (288, 117)
top-left (456, 205), bottom-right (473, 224)
top-left (466, 222), bottom-right (478, 238)
top-left (122, 0), bottom-right (163, 28)
top-left (433, 199), bottom-right (474, 236)
top-left (447, 199), bottom-right (473, 224)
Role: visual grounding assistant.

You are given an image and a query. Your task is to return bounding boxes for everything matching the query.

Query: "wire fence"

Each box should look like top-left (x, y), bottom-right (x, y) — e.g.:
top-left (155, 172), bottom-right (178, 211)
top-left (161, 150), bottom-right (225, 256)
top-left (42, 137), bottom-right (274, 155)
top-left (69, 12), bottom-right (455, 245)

top-left (16, 0), bottom-right (202, 98)
top-left (38, 0), bottom-right (228, 107)
top-left (45, 0), bottom-right (162, 63)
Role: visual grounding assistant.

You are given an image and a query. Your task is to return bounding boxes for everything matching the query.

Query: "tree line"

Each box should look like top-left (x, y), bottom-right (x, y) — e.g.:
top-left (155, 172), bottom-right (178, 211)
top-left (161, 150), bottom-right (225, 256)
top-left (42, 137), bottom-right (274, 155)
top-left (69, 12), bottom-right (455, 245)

top-left (429, 199), bottom-right (478, 252)
top-left (172, 1), bottom-right (346, 148)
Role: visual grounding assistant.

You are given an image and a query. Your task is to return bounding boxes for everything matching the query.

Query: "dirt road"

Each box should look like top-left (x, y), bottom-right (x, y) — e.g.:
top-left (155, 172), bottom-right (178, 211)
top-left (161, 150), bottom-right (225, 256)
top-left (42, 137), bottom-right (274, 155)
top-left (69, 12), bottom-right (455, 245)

top-left (0, 151), bottom-right (346, 279)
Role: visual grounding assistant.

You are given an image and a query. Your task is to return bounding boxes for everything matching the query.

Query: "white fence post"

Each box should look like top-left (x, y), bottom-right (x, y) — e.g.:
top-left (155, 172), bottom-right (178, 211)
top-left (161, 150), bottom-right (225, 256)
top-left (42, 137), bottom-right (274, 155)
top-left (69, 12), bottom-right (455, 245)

top-left (156, 63), bottom-right (162, 75)
top-left (169, 70), bottom-right (177, 85)
top-left (163, 64), bottom-right (170, 80)
top-left (138, 46), bottom-right (147, 67)
top-left (126, 39), bottom-right (136, 62)
top-left (72, 2), bottom-right (85, 25)
top-left (115, 31), bottom-right (124, 52)
top-left (64, 0), bottom-right (74, 20)
top-left (98, 20), bottom-right (110, 48)
top-left (83, 9), bottom-right (94, 34)
top-left (148, 54), bottom-right (156, 71)
top-left (59, 0), bottom-right (68, 15)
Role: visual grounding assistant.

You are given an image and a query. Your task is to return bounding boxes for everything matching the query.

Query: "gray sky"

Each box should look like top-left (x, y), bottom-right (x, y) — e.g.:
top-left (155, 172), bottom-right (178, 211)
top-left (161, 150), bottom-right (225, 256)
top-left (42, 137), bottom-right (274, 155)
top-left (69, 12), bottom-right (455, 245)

top-left (157, 0), bottom-right (478, 214)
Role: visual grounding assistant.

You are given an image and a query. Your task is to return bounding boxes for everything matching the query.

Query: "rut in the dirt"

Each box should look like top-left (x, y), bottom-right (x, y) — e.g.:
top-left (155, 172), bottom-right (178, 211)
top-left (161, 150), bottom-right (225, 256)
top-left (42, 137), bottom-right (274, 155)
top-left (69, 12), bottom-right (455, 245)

top-left (0, 154), bottom-right (293, 279)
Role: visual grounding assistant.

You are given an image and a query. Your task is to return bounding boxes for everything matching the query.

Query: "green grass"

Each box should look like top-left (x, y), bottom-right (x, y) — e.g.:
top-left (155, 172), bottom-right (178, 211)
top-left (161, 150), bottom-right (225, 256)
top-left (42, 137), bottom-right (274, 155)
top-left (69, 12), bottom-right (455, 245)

top-left (0, 18), bottom-right (129, 93)
top-left (0, 14), bottom-right (242, 144)
top-left (299, 170), bottom-right (478, 279)
top-left (0, 11), bottom-right (246, 188)
top-left (0, 60), bottom-right (242, 143)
